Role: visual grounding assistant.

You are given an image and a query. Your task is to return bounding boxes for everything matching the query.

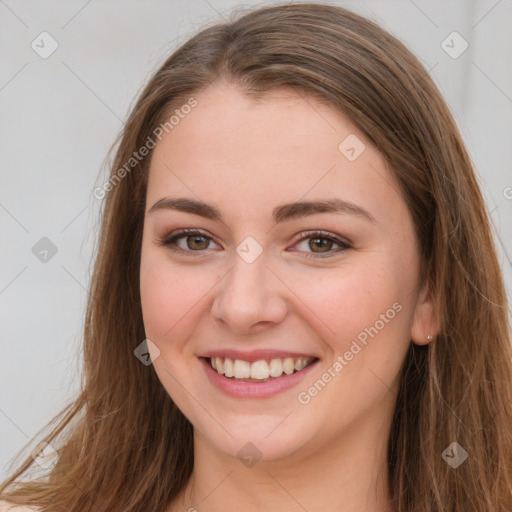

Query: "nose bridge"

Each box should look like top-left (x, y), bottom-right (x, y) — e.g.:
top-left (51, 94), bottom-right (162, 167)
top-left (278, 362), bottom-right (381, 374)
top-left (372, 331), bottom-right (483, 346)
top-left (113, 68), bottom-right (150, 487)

top-left (211, 247), bottom-right (287, 332)
top-left (228, 232), bottom-right (270, 291)
top-left (222, 249), bottom-right (270, 307)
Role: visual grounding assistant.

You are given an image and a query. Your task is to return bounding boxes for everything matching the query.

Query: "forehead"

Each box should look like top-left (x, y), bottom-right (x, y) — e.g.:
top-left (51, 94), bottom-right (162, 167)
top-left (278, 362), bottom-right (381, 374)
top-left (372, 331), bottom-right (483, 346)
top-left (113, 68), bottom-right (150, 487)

top-left (146, 82), bottom-right (408, 227)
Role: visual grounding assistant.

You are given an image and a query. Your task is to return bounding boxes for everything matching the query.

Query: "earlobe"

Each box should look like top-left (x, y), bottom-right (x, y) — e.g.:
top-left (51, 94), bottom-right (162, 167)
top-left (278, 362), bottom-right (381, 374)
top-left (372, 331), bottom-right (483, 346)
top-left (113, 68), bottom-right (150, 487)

top-left (411, 279), bottom-right (439, 346)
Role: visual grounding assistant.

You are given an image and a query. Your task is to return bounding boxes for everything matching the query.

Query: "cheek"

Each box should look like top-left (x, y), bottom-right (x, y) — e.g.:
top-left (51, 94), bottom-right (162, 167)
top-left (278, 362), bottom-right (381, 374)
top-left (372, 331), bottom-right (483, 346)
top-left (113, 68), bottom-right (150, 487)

top-left (291, 262), bottom-right (408, 345)
top-left (334, 265), bottom-right (416, 377)
top-left (298, 264), bottom-right (415, 411)
top-left (297, 270), bottom-right (410, 409)
top-left (139, 250), bottom-right (217, 344)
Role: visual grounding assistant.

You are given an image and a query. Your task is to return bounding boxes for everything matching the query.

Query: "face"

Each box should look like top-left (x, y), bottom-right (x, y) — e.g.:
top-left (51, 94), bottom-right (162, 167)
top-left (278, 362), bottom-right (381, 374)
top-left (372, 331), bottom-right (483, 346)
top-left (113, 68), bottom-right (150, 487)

top-left (139, 82), bottom-right (435, 463)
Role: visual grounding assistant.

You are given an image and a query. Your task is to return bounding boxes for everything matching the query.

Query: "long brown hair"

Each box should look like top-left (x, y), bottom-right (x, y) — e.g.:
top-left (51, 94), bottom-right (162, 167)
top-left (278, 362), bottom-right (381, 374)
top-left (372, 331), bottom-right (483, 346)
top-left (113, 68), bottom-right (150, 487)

top-left (2, 3), bottom-right (511, 511)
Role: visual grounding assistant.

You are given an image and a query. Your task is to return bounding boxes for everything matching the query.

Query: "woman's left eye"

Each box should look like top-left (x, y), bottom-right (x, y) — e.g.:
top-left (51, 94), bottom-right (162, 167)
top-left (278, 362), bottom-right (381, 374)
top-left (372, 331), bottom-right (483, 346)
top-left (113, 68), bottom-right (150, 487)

top-left (158, 229), bottom-right (351, 259)
top-left (291, 231), bottom-right (351, 259)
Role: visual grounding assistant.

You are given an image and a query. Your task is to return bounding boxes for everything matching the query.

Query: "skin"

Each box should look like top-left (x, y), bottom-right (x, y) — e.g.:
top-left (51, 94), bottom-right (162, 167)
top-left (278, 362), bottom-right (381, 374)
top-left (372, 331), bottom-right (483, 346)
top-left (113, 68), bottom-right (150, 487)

top-left (139, 82), bottom-right (438, 512)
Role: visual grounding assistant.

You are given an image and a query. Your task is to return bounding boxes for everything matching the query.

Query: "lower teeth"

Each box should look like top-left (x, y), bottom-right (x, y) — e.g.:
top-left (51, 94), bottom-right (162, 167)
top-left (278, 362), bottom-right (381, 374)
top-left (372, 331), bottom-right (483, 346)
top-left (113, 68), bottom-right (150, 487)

top-left (230, 376), bottom-right (282, 383)
top-left (223, 370), bottom-right (300, 382)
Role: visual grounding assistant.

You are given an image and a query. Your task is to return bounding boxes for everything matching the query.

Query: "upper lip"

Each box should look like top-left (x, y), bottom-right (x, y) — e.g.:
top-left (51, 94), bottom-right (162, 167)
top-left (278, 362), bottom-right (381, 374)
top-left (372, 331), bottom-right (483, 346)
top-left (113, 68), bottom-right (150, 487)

top-left (200, 349), bottom-right (319, 363)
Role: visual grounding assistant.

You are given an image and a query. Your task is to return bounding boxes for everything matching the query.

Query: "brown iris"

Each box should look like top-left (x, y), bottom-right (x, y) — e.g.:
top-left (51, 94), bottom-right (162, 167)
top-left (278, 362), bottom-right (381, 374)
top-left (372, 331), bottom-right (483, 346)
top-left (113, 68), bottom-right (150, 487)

top-left (309, 237), bottom-right (332, 253)
top-left (186, 235), bottom-right (210, 250)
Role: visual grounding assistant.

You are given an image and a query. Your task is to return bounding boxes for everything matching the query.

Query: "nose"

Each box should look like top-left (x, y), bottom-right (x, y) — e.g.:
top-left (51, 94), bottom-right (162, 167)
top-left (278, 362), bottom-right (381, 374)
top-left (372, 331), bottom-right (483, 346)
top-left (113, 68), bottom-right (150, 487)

top-left (211, 251), bottom-right (288, 335)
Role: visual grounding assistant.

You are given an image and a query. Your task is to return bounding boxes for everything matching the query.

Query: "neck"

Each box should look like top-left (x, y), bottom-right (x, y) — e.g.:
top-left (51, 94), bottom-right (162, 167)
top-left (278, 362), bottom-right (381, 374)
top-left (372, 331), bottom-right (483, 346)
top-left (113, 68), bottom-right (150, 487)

top-left (170, 402), bottom-right (396, 512)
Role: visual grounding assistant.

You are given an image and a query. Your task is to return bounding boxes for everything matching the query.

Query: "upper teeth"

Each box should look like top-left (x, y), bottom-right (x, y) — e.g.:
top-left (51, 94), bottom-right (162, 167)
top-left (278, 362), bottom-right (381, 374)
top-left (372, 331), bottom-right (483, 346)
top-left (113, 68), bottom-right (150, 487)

top-left (209, 356), bottom-right (315, 379)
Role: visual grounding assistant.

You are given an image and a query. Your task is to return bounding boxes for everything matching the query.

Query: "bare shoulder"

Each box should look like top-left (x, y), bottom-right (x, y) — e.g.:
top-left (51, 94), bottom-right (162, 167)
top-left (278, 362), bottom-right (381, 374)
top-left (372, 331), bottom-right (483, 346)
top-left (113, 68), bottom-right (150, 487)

top-left (0, 500), bottom-right (40, 512)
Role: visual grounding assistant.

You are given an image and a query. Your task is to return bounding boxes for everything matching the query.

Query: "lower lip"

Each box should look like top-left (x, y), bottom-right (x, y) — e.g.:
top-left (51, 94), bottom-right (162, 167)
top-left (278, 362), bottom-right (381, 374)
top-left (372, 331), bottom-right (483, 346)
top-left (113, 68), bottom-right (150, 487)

top-left (199, 357), bottom-right (319, 399)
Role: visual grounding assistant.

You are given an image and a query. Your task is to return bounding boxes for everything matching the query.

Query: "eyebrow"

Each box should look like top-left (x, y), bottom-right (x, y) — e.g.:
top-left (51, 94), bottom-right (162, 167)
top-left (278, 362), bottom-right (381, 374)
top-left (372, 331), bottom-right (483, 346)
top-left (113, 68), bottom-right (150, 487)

top-left (148, 197), bottom-right (376, 224)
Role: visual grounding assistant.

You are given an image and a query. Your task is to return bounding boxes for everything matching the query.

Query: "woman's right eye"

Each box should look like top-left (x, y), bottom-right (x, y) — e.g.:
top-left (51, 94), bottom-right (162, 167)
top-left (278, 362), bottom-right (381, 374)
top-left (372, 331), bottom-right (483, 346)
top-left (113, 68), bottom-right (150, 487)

top-left (158, 229), bottom-right (220, 255)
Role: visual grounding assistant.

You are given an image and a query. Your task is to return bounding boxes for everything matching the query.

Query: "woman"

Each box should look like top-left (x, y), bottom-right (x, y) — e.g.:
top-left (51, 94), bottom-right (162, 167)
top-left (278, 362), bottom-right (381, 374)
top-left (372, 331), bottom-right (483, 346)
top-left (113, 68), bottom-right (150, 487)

top-left (1, 2), bottom-right (511, 511)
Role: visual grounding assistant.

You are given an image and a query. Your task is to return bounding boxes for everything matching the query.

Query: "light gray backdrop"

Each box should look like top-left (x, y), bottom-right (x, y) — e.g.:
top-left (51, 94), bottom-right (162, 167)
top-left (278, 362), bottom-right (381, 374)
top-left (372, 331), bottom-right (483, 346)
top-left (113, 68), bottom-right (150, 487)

top-left (1, 0), bottom-right (511, 479)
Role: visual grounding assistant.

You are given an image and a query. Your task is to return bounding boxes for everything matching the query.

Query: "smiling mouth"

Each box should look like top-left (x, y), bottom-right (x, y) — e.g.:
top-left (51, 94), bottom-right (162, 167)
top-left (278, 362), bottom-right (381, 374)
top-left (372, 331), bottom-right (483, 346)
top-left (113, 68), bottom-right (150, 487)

top-left (205, 356), bottom-right (318, 382)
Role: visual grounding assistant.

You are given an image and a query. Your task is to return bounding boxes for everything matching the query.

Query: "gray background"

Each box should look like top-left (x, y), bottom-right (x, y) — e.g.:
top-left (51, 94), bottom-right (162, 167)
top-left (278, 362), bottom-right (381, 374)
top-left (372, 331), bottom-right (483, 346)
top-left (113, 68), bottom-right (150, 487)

top-left (1, 0), bottom-right (511, 479)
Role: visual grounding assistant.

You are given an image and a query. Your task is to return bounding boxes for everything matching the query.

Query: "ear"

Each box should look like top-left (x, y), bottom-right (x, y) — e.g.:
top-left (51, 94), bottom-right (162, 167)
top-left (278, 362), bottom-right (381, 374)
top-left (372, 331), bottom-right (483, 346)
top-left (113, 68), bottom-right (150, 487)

top-left (411, 278), bottom-right (439, 345)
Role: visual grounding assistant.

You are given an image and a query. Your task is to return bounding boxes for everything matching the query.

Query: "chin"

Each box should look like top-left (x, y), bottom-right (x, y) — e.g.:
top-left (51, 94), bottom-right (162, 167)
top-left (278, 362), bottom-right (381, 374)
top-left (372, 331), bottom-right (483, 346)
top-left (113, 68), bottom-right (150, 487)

top-left (195, 413), bottom-right (319, 464)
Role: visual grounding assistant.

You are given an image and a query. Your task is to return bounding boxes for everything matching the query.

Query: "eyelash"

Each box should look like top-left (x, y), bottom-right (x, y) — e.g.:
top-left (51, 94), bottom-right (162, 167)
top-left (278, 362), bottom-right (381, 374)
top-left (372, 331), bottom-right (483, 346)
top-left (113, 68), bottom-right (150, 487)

top-left (157, 228), bottom-right (352, 259)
